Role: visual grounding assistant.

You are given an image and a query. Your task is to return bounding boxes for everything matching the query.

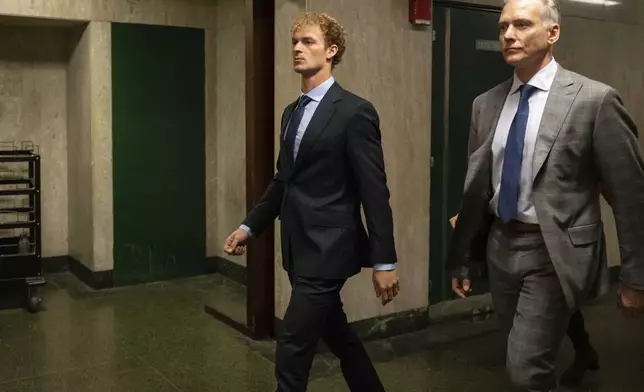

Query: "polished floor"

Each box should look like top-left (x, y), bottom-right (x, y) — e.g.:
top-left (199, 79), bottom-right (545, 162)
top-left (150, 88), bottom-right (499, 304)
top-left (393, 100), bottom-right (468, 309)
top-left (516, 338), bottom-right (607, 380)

top-left (0, 272), bottom-right (642, 391)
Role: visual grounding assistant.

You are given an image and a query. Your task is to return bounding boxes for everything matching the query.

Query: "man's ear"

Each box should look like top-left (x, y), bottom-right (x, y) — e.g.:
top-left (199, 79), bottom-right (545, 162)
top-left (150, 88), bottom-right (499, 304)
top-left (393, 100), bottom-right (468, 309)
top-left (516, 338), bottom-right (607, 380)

top-left (548, 24), bottom-right (560, 45)
top-left (326, 44), bottom-right (338, 61)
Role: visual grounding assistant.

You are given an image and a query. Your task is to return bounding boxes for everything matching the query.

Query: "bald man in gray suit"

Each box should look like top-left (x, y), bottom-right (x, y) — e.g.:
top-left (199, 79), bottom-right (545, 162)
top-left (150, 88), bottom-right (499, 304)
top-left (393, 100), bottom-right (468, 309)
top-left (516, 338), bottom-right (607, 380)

top-left (448, 0), bottom-right (644, 391)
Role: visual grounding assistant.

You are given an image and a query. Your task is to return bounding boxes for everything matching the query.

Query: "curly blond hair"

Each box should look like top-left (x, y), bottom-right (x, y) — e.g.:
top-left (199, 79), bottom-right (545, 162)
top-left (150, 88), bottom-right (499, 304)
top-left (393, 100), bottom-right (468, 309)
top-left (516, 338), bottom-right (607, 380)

top-left (291, 12), bottom-right (346, 67)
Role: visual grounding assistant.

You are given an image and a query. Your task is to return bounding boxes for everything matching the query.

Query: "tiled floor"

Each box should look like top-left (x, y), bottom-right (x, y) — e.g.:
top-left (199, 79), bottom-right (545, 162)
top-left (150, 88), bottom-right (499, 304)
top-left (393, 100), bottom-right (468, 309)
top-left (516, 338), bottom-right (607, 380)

top-left (0, 273), bottom-right (642, 391)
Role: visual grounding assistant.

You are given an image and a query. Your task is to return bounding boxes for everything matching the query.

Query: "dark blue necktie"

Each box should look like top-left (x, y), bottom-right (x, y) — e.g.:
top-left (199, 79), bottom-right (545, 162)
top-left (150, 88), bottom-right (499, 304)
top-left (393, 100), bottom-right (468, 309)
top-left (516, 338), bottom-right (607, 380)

top-left (285, 95), bottom-right (312, 160)
top-left (498, 84), bottom-right (538, 224)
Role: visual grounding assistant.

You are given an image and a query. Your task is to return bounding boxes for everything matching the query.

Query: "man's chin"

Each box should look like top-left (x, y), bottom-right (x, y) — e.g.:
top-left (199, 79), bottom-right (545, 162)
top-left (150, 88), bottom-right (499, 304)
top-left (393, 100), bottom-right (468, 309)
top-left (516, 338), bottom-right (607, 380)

top-left (293, 66), bottom-right (317, 77)
top-left (503, 55), bottom-right (523, 67)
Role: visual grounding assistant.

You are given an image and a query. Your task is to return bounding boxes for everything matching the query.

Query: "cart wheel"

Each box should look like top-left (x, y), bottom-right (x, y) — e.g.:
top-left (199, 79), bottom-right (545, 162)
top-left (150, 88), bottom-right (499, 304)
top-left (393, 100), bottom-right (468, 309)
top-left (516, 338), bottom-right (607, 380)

top-left (27, 287), bottom-right (42, 313)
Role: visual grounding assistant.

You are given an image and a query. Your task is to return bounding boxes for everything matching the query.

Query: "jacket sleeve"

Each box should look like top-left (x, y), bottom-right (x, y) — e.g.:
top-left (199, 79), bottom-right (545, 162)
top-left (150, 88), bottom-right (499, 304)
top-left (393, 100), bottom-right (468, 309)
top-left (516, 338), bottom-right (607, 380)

top-left (593, 88), bottom-right (644, 290)
top-left (241, 155), bottom-right (285, 238)
top-left (346, 101), bottom-right (397, 265)
top-left (448, 96), bottom-right (490, 277)
top-left (241, 109), bottom-right (289, 237)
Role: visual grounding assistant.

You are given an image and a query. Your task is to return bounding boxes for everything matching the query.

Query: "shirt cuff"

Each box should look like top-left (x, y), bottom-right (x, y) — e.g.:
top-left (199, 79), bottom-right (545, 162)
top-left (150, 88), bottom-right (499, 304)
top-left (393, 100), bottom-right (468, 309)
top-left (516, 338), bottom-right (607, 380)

top-left (373, 263), bottom-right (396, 271)
top-left (239, 224), bottom-right (253, 238)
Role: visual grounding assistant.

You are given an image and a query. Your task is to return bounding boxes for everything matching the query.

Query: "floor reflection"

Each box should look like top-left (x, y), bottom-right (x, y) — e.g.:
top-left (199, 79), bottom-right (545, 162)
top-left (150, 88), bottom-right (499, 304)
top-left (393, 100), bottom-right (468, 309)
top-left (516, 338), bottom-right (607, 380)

top-left (0, 273), bottom-right (641, 391)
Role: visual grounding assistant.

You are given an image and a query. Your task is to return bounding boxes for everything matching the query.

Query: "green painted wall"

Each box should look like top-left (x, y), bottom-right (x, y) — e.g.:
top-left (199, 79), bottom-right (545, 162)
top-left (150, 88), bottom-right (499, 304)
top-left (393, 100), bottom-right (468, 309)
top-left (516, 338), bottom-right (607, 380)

top-left (111, 23), bottom-right (206, 286)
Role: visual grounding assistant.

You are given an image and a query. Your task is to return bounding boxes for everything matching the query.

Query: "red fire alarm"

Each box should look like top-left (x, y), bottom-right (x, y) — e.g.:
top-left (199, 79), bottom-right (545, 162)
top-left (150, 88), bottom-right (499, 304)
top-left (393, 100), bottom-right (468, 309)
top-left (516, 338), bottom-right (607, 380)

top-left (409, 0), bottom-right (432, 25)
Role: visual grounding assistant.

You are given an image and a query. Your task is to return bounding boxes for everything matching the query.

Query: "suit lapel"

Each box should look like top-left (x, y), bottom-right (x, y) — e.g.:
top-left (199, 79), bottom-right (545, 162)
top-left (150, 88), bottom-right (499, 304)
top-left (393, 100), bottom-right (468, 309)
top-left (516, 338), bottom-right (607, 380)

top-left (281, 103), bottom-right (295, 136)
top-left (532, 68), bottom-right (581, 182)
top-left (480, 79), bottom-right (513, 143)
top-left (292, 82), bottom-right (342, 171)
top-left (279, 102), bottom-right (297, 170)
top-left (464, 80), bottom-right (512, 197)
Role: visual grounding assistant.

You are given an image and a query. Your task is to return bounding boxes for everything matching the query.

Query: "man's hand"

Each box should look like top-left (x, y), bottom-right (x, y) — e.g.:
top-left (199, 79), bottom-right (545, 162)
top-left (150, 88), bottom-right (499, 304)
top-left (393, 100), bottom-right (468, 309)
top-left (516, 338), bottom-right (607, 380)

top-left (451, 266), bottom-right (471, 299)
top-left (449, 214), bottom-right (459, 229)
top-left (449, 217), bottom-right (471, 298)
top-left (223, 229), bottom-right (250, 256)
top-left (373, 270), bottom-right (400, 306)
top-left (617, 283), bottom-right (644, 317)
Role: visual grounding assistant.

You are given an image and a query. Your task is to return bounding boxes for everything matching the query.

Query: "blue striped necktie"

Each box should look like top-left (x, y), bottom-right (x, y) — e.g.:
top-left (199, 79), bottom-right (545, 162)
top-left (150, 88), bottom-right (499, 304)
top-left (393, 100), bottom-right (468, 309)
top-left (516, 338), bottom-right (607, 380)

top-left (285, 95), bottom-right (312, 160)
top-left (498, 84), bottom-right (538, 223)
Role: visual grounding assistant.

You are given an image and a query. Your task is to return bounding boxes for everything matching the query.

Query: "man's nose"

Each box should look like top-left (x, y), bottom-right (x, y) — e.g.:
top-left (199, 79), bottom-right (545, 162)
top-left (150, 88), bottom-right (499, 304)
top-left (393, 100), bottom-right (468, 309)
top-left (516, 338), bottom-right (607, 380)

top-left (503, 26), bottom-right (516, 40)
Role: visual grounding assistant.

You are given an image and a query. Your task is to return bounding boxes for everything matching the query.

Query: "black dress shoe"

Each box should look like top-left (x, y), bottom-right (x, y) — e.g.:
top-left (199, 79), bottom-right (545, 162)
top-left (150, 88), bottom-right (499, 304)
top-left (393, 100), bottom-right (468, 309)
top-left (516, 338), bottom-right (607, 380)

top-left (560, 346), bottom-right (599, 387)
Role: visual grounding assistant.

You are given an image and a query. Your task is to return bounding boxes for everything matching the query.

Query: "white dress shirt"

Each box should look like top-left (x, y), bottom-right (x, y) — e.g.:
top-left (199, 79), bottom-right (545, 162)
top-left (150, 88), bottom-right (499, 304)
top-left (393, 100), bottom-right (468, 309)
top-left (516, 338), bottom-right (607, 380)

top-left (489, 58), bottom-right (558, 224)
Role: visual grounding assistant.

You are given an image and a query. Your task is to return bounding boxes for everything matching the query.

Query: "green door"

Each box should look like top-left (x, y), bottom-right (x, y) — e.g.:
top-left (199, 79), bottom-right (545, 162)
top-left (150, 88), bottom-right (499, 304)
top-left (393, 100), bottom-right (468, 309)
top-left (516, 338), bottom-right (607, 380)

top-left (111, 23), bottom-right (206, 286)
top-left (430, 4), bottom-right (513, 304)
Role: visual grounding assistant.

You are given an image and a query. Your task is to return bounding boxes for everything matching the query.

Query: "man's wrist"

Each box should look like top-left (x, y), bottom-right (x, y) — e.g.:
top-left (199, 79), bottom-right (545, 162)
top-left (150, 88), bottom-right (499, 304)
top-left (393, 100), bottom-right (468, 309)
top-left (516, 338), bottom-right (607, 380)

top-left (374, 263), bottom-right (396, 271)
top-left (239, 224), bottom-right (253, 238)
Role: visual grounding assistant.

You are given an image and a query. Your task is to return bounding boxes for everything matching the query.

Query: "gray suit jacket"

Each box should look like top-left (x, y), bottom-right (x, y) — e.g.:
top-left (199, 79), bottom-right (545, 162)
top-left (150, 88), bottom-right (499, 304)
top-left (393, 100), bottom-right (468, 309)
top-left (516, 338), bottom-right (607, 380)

top-left (447, 66), bottom-right (644, 308)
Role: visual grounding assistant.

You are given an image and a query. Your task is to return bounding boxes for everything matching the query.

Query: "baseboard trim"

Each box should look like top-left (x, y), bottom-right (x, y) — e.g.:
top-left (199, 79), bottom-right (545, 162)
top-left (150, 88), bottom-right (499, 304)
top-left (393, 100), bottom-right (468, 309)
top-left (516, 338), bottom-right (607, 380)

top-left (204, 305), bottom-right (262, 340)
top-left (42, 255), bottom-right (114, 290)
top-left (206, 256), bottom-right (246, 285)
top-left (43, 255), bottom-right (225, 291)
top-left (42, 256), bottom-right (71, 274)
top-left (274, 306), bottom-right (429, 344)
top-left (68, 257), bottom-right (114, 290)
top-left (429, 293), bottom-right (494, 324)
top-left (353, 307), bottom-right (430, 341)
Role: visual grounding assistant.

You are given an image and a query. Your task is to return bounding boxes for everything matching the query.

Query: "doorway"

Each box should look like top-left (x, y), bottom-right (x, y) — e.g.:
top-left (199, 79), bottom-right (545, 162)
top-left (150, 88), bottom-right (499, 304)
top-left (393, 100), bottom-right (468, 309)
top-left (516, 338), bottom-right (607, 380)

top-left (429, 2), bottom-right (513, 304)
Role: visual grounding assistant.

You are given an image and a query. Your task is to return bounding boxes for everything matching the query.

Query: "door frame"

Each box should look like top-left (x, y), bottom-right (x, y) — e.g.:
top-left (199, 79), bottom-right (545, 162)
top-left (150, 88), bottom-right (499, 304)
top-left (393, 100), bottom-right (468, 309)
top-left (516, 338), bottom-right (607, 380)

top-left (205, 0), bottom-right (276, 341)
top-left (429, 1), bottom-right (502, 304)
top-left (244, 0), bottom-right (276, 340)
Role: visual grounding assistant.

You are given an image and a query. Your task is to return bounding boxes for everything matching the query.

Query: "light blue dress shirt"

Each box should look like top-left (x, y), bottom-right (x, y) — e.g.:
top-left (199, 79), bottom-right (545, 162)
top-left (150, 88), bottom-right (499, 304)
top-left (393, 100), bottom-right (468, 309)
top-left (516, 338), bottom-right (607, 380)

top-left (241, 76), bottom-right (396, 271)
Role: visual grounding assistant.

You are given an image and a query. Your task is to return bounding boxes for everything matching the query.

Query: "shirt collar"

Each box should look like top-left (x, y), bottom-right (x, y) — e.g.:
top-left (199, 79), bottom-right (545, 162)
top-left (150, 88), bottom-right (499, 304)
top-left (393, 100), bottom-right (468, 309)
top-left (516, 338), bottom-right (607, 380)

top-left (510, 58), bottom-right (558, 95)
top-left (300, 76), bottom-right (335, 102)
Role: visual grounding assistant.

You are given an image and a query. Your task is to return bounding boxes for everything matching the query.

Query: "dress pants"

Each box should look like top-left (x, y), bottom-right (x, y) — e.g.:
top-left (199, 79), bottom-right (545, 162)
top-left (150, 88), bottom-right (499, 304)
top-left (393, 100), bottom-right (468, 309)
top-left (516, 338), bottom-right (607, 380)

top-left (566, 310), bottom-right (591, 352)
top-left (487, 221), bottom-right (573, 392)
top-left (275, 274), bottom-right (385, 392)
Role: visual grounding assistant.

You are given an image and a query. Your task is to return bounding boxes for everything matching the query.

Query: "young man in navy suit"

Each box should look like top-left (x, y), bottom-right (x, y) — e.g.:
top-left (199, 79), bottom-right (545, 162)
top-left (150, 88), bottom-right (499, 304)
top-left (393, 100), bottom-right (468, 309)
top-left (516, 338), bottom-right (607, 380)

top-left (224, 12), bottom-right (399, 392)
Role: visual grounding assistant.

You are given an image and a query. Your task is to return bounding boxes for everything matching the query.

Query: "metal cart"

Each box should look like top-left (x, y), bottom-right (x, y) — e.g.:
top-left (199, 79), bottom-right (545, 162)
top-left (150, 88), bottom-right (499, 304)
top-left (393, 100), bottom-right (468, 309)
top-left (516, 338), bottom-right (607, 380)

top-left (0, 145), bottom-right (44, 312)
